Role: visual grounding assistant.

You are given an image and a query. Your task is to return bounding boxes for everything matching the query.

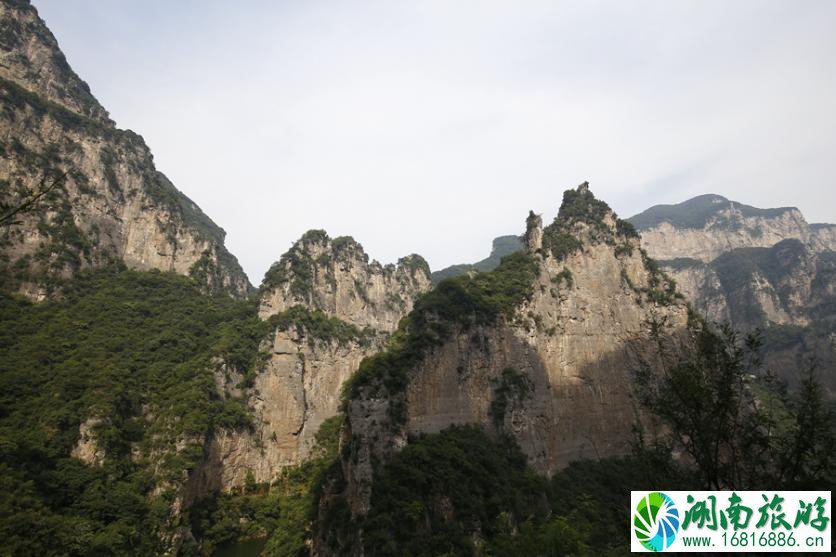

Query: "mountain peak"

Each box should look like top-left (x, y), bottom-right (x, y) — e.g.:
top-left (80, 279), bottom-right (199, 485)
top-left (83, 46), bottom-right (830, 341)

top-left (258, 230), bottom-right (431, 330)
top-left (0, 0), bottom-right (251, 298)
top-left (0, 0), bottom-right (111, 122)
top-left (628, 194), bottom-right (798, 231)
top-left (539, 183), bottom-right (639, 261)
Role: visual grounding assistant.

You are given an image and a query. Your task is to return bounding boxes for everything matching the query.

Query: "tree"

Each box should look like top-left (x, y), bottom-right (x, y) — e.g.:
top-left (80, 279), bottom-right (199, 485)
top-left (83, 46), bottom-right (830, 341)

top-left (632, 319), bottom-right (834, 490)
top-left (0, 169), bottom-right (67, 227)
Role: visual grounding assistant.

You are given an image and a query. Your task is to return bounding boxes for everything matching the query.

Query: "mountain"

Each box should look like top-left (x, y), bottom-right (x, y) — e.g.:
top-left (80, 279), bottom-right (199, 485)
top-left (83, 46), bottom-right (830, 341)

top-left (316, 184), bottom-right (691, 553)
top-left (195, 231), bottom-right (431, 491)
top-left (0, 4), bottom-right (833, 555)
top-left (0, 0), bottom-right (250, 298)
top-left (430, 234), bottom-right (523, 283)
top-left (629, 195), bottom-right (836, 395)
top-left (259, 230), bottom-right (430, 330)
top-left (629, 194), bottom-right (836, 261)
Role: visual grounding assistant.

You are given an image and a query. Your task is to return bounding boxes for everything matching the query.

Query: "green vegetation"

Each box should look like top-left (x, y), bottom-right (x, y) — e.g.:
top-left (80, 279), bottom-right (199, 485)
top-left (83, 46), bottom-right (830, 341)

top-left (329, 317), bottom-right (834, 555)
top-left (489, 367), bottom-right (534, 427)
top-left (615, 218), bottom-right (640, 239)
top-left (188, 249), bottom-right (226, 296)
top-left (619, 249), bottom-right (682, 306)
top-left (187, 416), bottom-right (343, 556)
top-left (628, 193), bottom-right (793, 230)
top-left (333, 425), bottom-right (690, 557)
top-left (397, 254), bottom-right (431, 282)
top-left (634, 320), bottom-right (834, 490)
top-left (541, 230), bottom-right (582, 261)
top-left (541, 185), bottom-right (638, 262)
top-left (361, 426), bottom-right (548, 555)
top-left (431, 235), bottom-right (522, 283)
top-left (0, 145), bottom-right (98, 295)
top-left (261, 230), bottom-right (333, 297)
top-left (342, 252), bottom-right (538, 405)
top-left (0, 268), bottom-right (267, 554)
top-left (711, 239), bottom-right (807, 325)
top-left (1, 1), bottom-right (104, 119)
top-left (0, 75), bottom-right (245, 285)
top-left (98, 146), bottom-right (122, 196)
top-left (713, 239), bottom-right (805, 295)
top-left (553, 267), bottom-right (573, 288)
top-left (267, 305), bottom-right (376, 347)
top-left (0, 76), bottom-right (111, 139)
top-left (637, 249), bottom-right (681, 305)
top-left (331, 235), bottom-right (365, 260)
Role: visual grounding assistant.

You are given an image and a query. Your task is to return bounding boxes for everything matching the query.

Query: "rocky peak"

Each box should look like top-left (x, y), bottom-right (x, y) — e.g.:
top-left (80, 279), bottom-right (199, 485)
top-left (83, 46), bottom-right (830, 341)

top-left (537, 181), bottom-right (642, 260)
top-left (628, 194), bottom-right (826, 262)
top-left (0, 0), bottom-right (110, 122)
top-left (0, 1), bottom-right (251, 298)
top-left (258, 230), bottom-right (431, 331)
top-left (207, 233), bottom-right (430, 489)
top-left (523, 211), bottom-right (542, 252)
top-left (327, 184), bottom-right (688, 527)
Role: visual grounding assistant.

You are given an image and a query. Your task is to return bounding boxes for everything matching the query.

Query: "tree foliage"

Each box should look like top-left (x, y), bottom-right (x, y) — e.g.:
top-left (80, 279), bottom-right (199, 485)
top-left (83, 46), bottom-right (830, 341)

top-left (0, 267), bottom-right (264, 554)
top-left (633, 319), bottom-right (834, 490)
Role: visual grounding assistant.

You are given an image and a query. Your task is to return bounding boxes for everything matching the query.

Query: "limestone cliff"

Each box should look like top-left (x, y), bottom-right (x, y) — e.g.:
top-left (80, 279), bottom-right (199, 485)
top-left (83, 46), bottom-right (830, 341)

top-left (258, 230), bottom-right (431, 331)
top-left (655, 242), bottom-right (835, 394)
top-left (199, 233), bottom-right (431, 491)
top-left (198, 323), bottom-right (385, 490)
top-left (323, 184), bottom-right (690, 542)
top-left (631, 195), bottom-right (835, 396)
top-left (811, 223), bottom-right (836, 253)
top-left (0, 0), bottom-right (250, 298)
top-left (628, 194), bottom-right (829, 262)
top-left (661, 240), bottom-right (832, 329)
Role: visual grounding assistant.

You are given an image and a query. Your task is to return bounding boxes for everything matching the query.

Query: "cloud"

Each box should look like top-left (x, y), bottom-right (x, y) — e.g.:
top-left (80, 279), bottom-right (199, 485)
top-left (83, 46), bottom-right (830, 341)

top-left (35, 0), bottom-right (836, 282)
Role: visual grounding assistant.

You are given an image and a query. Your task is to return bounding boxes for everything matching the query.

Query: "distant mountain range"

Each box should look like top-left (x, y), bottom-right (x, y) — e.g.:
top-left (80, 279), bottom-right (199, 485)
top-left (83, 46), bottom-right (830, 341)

top-left (431, 235), bottom-right (522, 283)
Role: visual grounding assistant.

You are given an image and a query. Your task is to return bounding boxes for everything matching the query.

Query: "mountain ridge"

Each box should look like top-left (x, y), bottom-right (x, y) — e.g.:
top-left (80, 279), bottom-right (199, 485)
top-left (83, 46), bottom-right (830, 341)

top-left (0, 0), bottom-right (251, 298)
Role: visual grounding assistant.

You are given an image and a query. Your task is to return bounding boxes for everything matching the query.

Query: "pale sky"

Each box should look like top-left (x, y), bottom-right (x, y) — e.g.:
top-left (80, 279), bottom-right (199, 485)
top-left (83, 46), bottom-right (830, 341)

top-left (33, 0), bottom-right (836, 283)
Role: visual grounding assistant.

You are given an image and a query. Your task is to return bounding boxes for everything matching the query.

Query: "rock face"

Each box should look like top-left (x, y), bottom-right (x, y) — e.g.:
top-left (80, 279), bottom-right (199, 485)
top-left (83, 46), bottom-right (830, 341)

top-left (331, 185), bottom-right (690, 526)
top-left (202, 232), bottom-right (431, 490)
top-left (0, 1), bottom-right (250, 298)
top-left (198, 328), bottom-right (385, 490)
top-left (258, 230), bottom-right (431, 331)
top-left (811, 223), bottom-right (836, 253)
top-left (629, 194), bottom-right (826, 262)
top-left (628, 194), bottom-right (836, 262)
top-left (70, 416), bottom-right (105, 466)
top-left (663, 241), bottom-right (831, 329)
top-left (631, 195), bottom-right (835, 395)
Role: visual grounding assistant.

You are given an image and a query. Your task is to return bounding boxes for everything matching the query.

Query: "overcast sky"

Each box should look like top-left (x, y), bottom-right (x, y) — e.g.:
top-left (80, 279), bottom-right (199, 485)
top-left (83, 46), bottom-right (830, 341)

top-left (34, 0), bottom-right (836, 283)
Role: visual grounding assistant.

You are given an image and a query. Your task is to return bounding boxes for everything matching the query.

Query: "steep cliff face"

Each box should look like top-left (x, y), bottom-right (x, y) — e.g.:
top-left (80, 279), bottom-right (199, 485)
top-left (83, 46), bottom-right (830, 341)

top-left (200, 324), bottom-right (386, 490)
top-left (328, 185), bottom-right (690, 534)
top-left (811, 223), bottom-right (836, 252)
top-left (199, 234), bottom-right (431, 491)
top-left (0, 0), bottom-right (109, 122)
top-left (0, 1), bottom-right (250, 298)
top-left (629, 194), bottom-right (827, 262)
top-left (631, 195), bottom-right (835, 396)
top-left (258, 230), bottom-right (431, 331)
